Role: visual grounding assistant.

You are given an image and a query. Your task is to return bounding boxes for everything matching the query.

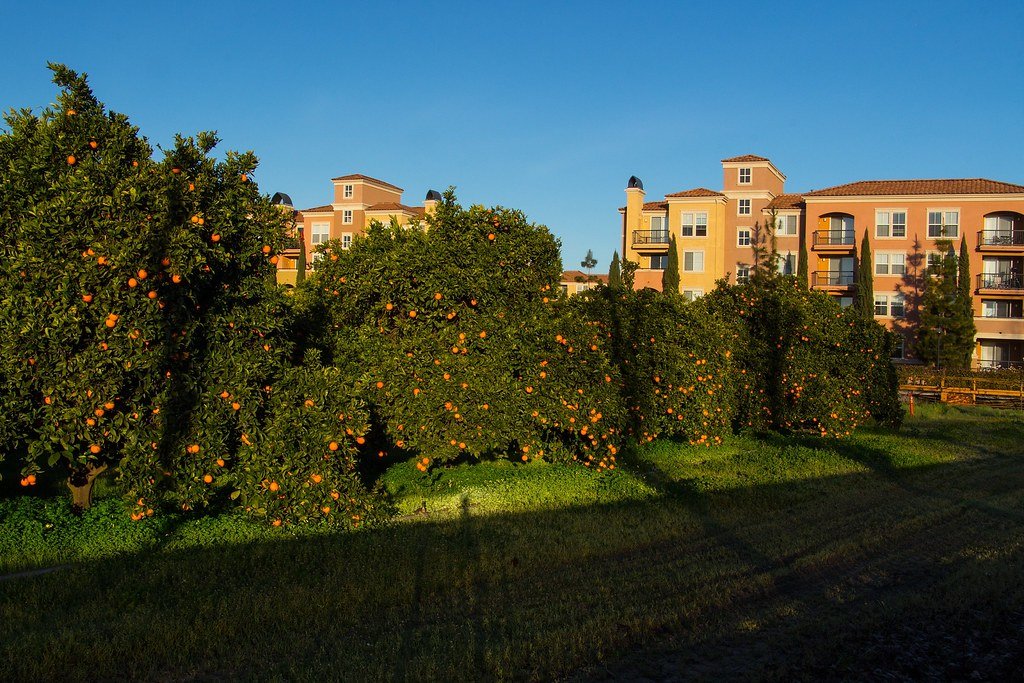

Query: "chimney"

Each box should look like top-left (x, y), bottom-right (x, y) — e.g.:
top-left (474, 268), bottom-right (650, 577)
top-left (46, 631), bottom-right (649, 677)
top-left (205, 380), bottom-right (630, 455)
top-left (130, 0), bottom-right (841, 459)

top-left (625, 176), bottom-right (645, 237)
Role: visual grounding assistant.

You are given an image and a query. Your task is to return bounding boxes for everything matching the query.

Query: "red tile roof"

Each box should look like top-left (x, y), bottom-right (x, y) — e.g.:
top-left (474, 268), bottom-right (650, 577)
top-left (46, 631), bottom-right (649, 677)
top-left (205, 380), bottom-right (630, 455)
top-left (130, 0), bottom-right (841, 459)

top-left (618, 201), bottom-right (669, 212)
top-left (561, 270), bottom-right (608, 283)
top-left (665, 187), bottom-right (725, 198)
top-left (722, 154), bottom-right (769, 163)
top-left (804, 178), bottom-right (1024, 197)
top-left (766, 194), bottom-right (805, 209)
top-left (366, 202), bottom-right (419, 213)
top-left (301, 204), bottom-right (334, 213)
top-left (330, 174), bottom-right (404, 192)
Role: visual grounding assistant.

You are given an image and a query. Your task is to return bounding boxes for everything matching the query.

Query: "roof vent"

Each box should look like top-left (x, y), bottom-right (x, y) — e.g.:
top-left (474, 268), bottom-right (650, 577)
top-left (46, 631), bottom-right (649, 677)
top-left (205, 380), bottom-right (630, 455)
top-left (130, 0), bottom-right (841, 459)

top-left (425, 189), bottom-right (442, 201)
top-left (627, 176), bottom-right (644, 190)
top-left (270, 192), bottom-right (293, 206)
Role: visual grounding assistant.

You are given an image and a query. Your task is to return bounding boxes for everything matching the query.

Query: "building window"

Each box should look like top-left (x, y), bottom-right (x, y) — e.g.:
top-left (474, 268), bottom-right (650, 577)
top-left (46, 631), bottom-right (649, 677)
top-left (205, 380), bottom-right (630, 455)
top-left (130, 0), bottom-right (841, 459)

top-left (342, 210), bottom-right (354, 224)
top-left (681, 212), bottom-right (708, 237)
top-left (890, 294), bottom-right (905, 317)
top-left (874, 295), bottom-right (888, 316)
top-left (736, 264), bottom-right (751, 284)
top-left (737, 229), bottom-right (751, 246)
top-left (650, 215), bottom-right (667, 231)
top-left (837, 296), bottom-right (854, 308)
top-left (311, 222), bottom-right (330, 246)
top-left (682, 289), bottom-right (703, 301)
top-left (738, 168), bottom-right (751, 184)
top-left (891, 336), bottom-right (905, 360)
top-left (776, 252), bottom-right (797, 276)
top-left (775, 215), bottom-right (797, 236)
top-left (341, 233), bottom-right (353, 250)
top-left (683, 251), bottom-right (704, 272)
top-left (876, 210), bottom-right (907, 238)
top-left (983, 299), bottom-right (1022, 318)
top-left (875, 253), bottom-right (906, 276)
top-left (928, 210), bottom-right (959, 239)
top-left (738, 199), bottom-right (751, 216)
top-left (559, 284), bottom-right (568, 296)
top-left (343, 184), bottom-right (354, 199)
top-left (649, 254), bottom-right (667, 270)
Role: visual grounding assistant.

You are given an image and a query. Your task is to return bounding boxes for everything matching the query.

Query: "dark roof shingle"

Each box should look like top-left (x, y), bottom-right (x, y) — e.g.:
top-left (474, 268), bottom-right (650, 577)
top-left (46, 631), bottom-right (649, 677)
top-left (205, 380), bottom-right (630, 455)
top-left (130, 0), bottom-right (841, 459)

top-left (721, 154), bottom-right (769, 163)
top-left (300, 204), bottom-right (333, 213)
top-left (330, 174), bottom-right (403, 192)
top-left (666, 187), bottom-right (725, 198)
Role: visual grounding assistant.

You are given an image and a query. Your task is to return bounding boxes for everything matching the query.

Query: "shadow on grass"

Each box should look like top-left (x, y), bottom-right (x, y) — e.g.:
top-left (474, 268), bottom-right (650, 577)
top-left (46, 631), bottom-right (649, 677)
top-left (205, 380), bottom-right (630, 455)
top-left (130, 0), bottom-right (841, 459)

top-left (2, 441), bottom-right (1023, 682)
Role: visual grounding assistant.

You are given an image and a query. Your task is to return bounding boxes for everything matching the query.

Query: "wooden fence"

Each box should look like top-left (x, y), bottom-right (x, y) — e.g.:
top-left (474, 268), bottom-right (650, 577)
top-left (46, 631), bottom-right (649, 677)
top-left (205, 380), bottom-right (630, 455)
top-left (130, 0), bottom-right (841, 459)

top-left (898, 367), bottom-right (1024, 409)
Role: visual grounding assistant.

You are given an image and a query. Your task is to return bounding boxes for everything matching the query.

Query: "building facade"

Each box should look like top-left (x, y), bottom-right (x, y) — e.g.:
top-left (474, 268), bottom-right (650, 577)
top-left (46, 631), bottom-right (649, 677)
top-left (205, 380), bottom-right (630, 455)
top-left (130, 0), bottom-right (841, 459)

top-left (620, 156), bottom-right (1024, 368)
top-left (273, 174), bottom-right (440, 286)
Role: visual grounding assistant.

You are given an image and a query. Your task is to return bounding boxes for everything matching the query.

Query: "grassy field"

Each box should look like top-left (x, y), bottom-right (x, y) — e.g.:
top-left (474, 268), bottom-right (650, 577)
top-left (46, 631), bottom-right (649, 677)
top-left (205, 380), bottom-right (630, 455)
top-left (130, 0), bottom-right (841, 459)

top-left (1, 402), bottom-right (1023, 680)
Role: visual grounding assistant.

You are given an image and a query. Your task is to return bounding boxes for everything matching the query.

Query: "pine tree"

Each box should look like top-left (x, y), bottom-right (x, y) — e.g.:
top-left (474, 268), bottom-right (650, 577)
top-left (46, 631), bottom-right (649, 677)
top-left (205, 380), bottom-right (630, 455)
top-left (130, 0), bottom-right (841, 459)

top-left (856, 230), bottom-right (874, 319)
top-left (662, 235), bottom-right (680, 295)
top-left (608, 251), bottom-right (622, 290)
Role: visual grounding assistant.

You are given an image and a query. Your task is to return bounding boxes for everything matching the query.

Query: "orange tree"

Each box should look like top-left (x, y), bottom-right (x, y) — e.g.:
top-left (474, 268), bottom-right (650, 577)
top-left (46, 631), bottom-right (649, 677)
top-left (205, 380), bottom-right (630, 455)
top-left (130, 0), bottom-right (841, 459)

top-left (696, 274), bottom-right (902, 436)
top-left (0, 65), bottom-right (376, 523)
top-left (301, 193), bottom-right (625, 469)
top-left (573, 288), bottom-right (737, 447)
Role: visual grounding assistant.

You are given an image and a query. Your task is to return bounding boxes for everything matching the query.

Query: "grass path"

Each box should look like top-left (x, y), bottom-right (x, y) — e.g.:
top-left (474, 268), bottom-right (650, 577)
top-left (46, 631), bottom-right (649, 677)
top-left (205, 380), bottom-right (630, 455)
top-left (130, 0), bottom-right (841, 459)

top-left (1, 404), bottom-right (1022, 680)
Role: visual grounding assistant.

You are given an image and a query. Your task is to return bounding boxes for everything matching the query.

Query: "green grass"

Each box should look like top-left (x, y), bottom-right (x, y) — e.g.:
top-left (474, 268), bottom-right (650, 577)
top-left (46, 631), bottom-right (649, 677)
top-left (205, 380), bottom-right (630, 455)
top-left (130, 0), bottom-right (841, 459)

top-left (1, 402), bottom-right (1023, 680)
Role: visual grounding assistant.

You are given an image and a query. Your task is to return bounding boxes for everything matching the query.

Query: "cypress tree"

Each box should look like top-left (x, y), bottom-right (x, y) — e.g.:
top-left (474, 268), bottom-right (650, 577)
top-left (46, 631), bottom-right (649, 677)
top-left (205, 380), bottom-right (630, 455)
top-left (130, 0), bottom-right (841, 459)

top-left (662, 235), bottom-right (680, 295)
top-left (856, 230), bottom-right (874, 319)
top-left (956, 236), bottom-right (977, 365)
top-left (608, 251), bottom-right (622, 290)
top-left (797, 223), bottom-right (809, 289)
top-left (295, 224), bottom-right (306, 285)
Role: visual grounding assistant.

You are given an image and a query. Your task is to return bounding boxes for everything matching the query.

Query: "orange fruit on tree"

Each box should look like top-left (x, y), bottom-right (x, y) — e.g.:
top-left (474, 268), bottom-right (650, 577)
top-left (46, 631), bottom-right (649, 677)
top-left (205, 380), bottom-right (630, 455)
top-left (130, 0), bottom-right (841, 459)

top-left (89, 444), bottom-right (101, 454)
top-left (272, 519), bottom-right (282, 527)
top-left (82, 294), bottom-right (93, 303)
top-left (171, 167), bottom-right (181, 174)
top-left (434, 292), bottom-right (442, 300)
top-left (270, 255), bottom-right (279, 265)
top-left (89, 140), bottom-right (98, 149)
top-left (408, 310), bottom-right (417, 318)
top-left (137, 269), bottom-right (148, 279)
top-left (67, 155), bottom-right (76, 165)
top-left (268, 481), bottom-right (279, 492)
top-left (329, 441), bottom-right (339, 451)
top-left (310, 474), bottom-right (322, 483)
top-left (203, 474), bottom-right (213, 484)
top-left (147, 291), bottom-right (157, 299)
top-left (262, 245), bottom-right (271, 254)
top-left (128, 278), bottom-right (138, 288)
top-left (171, 274), bottom-right (182, 284)
top-left (211, 234), bottom-right (221, 243)
top-left (231, 402), bottom-right (240, 411)
top-left (216, 458), bottom-right (225, 467)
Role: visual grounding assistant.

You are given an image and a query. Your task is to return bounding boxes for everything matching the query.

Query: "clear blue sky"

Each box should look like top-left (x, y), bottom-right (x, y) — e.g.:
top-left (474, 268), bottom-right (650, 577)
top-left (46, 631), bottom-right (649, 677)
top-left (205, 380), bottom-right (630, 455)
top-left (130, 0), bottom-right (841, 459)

top-left (3, 0), bottom-right (1023, 271)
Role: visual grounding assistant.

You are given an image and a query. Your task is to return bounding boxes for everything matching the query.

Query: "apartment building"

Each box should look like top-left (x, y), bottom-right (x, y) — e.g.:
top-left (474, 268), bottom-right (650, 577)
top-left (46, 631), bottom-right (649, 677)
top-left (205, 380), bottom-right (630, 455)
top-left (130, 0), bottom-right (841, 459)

top-left (560, 270), bottom-right (608, 297)
top-left (273, 174), bottom-right (440, 286)
top-left (620, 156), bottom-right (1024, 368)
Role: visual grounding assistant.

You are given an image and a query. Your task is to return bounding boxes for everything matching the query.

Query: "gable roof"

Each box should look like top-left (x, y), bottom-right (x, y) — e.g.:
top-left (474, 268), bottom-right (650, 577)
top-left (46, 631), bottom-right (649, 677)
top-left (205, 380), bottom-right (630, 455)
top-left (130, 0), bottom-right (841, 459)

top-left (560, 270), bottom-right (608, 283)
top-left (803, 178), bottom-right (1024, 197)
top-left (366, 201), bottom-right (418, 213)
top-left (330, 174), bottom-right (403, 192)
top-left (722, 154), bottom-right (769, 163)
top-left (666, 187), bottom-right (725, 198)
top-left (300, 204), bottom-right (334, 213)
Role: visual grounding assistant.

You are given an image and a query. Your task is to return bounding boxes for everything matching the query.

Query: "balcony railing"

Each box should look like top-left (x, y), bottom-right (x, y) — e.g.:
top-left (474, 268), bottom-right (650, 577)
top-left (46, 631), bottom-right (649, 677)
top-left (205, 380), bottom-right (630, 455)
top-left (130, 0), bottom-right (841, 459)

top-left (632, 230), bottom-right (670, 246)
top-left (812, 271), bottom-right (855, 287)
top-left (977, 229), bottom-right (1024, 247)
top-left (978, 359), bottom-right (1023, 370)
top-left (977, 273), bottom-right (1024, 290)
top-left (812, 230), bottom-right (856, 247)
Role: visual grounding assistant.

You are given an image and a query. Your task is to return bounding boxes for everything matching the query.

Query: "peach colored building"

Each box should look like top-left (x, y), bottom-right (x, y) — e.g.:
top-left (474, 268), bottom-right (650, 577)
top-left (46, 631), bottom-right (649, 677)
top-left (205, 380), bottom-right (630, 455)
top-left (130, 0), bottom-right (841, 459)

top-left (273, 175), bottom-right (440, 286)
top-left (620, 156), bottom-right (1024, 368)
top-left (560, 270), bottom-right (608, 297)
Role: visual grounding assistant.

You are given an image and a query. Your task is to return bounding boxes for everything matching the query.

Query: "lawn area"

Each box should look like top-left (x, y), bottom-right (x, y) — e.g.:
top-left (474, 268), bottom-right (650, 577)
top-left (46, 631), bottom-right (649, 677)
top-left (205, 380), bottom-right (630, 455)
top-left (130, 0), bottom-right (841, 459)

top-left (2, 403), bottom-right (1023, 680)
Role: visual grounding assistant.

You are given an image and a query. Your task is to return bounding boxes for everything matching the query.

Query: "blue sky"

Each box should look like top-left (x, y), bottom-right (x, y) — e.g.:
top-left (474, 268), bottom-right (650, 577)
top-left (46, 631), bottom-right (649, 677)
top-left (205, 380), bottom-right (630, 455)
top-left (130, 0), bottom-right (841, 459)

top-left (3, 1), bottom-right (1023, 271)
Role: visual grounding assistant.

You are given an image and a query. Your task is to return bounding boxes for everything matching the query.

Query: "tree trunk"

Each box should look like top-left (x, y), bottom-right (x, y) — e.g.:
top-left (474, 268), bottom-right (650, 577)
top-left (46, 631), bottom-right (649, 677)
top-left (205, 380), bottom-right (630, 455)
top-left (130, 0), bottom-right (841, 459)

top-left (68, 463), bottom-right (108, 513)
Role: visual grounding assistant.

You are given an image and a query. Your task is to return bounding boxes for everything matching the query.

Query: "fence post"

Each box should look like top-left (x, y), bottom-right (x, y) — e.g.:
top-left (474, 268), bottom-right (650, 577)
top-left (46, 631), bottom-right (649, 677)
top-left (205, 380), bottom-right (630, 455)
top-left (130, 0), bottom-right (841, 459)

top-left (909, 393), bottom-right (915, 417)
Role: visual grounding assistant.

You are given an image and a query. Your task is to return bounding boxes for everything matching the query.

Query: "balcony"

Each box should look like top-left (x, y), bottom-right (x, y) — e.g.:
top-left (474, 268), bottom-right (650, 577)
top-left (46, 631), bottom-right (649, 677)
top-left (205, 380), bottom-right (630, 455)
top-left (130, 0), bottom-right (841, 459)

top-left (977, 229), bottom-right (1024, 250)
top-left (812, 270), bottom-right (856, 289)
top-left (812, 230), bottom-right (856, 251)
top-left (977, 273), bottom-right (1024, 293)
top-left (978, 359), bottom-right (1023, 371)
top-left (631, 230), bottom-right (670, 251)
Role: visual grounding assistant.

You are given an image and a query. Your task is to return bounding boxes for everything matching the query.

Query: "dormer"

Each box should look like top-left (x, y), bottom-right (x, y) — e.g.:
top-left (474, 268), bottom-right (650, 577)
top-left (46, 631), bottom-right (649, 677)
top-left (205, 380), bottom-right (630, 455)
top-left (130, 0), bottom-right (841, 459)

top-left (721, 155), bottom-right (786, 196)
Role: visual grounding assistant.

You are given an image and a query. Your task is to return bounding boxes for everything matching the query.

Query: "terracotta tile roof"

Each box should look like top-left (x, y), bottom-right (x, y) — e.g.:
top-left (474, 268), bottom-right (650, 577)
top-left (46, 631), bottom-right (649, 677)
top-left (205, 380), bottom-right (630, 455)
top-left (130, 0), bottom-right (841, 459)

top-left (722, 154), bottom-right (769, 163)
top-left (766, 194), bottom-right (805, 210)
top-left (365, 201), bottom-right (419, 213)
top-left (665, 187), bottom-right (725, 198)
top-left (301, 204), bottom-right (334, 213)
top-left (803, 178), bottom-right (1024, 197)
top-left (618, 201), bottom-right (669, 212)
top-left (561, 270), bottom-right (608, 283)
top-left (330, 174), bottom-right (403, 192)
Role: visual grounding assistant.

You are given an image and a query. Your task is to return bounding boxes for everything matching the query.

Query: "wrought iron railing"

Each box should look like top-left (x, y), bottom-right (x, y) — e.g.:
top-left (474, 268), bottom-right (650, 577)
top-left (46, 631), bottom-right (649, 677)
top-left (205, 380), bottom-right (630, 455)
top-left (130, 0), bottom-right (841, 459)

top-left (977, 273), bottom-right (1024, 290)
top-left (632, 230), bottom-right (670, 246)
top-left (812, 271), bottom-right (855, 287)
top-left (977, 229), bottom-right (1024, 247)
top-left (812, 230), bottom-right (855, 247)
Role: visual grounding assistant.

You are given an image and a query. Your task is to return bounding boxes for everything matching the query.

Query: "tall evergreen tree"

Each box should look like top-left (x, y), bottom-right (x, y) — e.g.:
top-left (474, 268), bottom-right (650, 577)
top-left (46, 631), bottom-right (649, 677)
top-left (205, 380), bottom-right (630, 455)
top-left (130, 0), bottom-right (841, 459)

top-left (856, 230), bottom-right (874, 319)
top-left (797, 223), bottom-right (809, 289)
top-left (295, 224), bottom-right (306, 285)
top-left (662, 235), bottom-right (680, 295)
top-left (621, 257), bottom-right (638, 290)
top-left (608, 251), bottom-right (622, 290)
top-left (580, 249), bottom-right (597, 278)
top-left (918, 240), bottom-right (973, 367)
top-left (956, 236), bottom-right (976, 363)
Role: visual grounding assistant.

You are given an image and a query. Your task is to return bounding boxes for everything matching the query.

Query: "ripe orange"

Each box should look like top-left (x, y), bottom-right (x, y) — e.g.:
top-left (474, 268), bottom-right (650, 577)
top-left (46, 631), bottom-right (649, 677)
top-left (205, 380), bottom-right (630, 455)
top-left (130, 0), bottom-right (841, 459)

top-left (310, 474), bottom-right (322, 483)
top-left (128, 278), bottom-right (138, 288)
top-left (137, 269), bottom-right (148, 280)
top-left (67, 155), bottom-right (76, 165)
top-left (203, 474), bottom-right (213, 484)
top-left (329, 441), bottom-right (339, 451)
top-left (355, 436), bottom-right (366, 445)
top-left (408, 310), bottom-right (417, 318)
top-left (232, 402), bottom-right (240, 411)
top-left (89, 140), bottom-right (98, 149)
top-left (26, 474), bottom-right (37, 485)
top-left (216, 458), bottom-right (225, 467)
top-left (161, 257), bottom-right (171, 267)
top-left (262, 245), bottom-right (271, 254)
top-left (171, 274), bottom-right (182, 284)
top-left (82, 294), bottom-right (93, 303)
top-left (211, 234), bottom-right (221, 243)
top-left (269, 255), bottom-right (279, 265)
top-left (105, 318), bottom-right (116, 328)
top-left (268, 481), bottom-right (279, 492)
top-left (376, 381), bottom-right (384, 389)
top-left (272, 519), bottom-right (282, 527)
top-left (487, 233), bottom-right (495, 241)
top-left (171, 167), bottom-right (181, 174)
top-left (434, 292), bottom-right (442, 300)
top-left (147, 291), bottom-right (157, 299)
top-left (89, 444), bottom-right (101, 454)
